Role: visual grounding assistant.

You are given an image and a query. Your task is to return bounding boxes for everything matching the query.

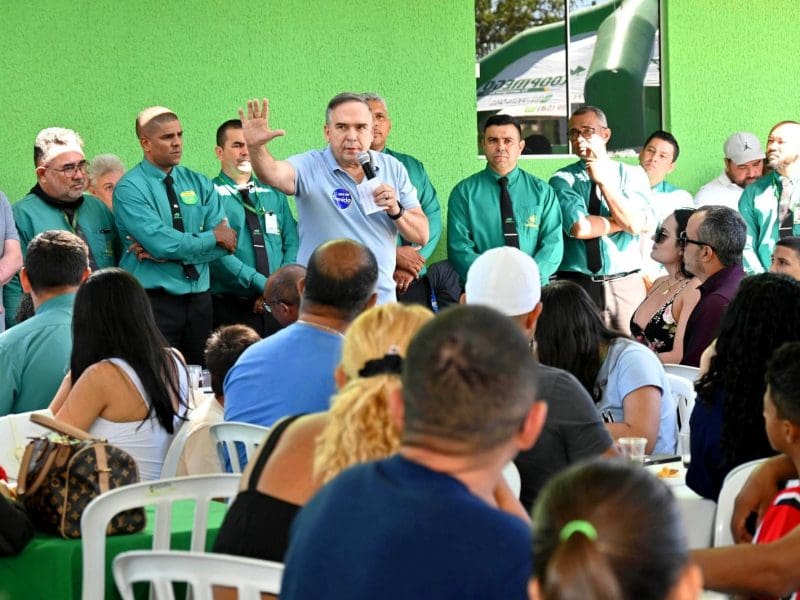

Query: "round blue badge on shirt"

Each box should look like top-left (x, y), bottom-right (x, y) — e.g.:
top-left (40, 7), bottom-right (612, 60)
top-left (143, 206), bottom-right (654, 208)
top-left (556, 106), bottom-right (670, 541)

top-left (332, 188), bottom-right (352, 209)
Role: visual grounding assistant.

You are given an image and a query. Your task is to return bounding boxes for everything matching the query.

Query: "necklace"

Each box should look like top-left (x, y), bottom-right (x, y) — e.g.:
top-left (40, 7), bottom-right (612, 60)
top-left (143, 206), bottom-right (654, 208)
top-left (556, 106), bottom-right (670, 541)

top-left (297, 319), bottom-right (345, 338)
top-left (660, 276), bottom-right (682, 296)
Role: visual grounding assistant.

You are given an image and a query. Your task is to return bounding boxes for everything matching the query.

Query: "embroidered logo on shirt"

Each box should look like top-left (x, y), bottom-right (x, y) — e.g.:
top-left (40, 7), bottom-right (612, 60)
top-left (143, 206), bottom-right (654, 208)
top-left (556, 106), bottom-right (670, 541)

top-left (524, 215), bottom-right (539, 228)
top-left (332, 188), bottom-right (352, 209)
top-left (180, 190), bottom-right (198, 205)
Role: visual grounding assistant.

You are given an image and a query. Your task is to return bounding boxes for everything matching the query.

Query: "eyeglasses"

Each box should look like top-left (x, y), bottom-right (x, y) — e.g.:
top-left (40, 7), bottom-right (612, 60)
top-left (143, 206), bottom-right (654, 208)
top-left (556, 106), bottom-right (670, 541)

top-left (264, 299), bottom-right (292, 313)
top-left (679, 230), bottom-right (716, 252)
top-left (567, 126), bottom-right (605, 140)
top-left (653, 227), bottom-right (670, 244)
top-left (46, 160), bottom-right (89, 176)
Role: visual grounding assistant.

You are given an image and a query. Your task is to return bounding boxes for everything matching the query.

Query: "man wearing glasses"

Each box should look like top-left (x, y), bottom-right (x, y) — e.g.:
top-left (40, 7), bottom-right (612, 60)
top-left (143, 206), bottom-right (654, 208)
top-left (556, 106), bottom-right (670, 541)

top-left (3, 127), bottom-right (119, 328)
top-left (679, 205), bottom-right (746, 367)
top-left (549, 106), bottom-right (653, 334)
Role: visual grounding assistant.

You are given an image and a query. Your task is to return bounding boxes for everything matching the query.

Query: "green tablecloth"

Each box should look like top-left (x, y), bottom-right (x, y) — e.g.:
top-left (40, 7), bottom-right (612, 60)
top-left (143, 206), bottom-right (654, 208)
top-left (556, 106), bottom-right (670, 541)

top-left (0, 500), bottom-right (227, 600)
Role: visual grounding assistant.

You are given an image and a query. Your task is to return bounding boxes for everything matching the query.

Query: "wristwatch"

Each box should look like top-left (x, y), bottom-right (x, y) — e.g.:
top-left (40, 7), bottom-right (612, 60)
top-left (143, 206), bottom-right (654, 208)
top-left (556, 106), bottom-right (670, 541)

top-left (388, 205), bottom-right (405, 220)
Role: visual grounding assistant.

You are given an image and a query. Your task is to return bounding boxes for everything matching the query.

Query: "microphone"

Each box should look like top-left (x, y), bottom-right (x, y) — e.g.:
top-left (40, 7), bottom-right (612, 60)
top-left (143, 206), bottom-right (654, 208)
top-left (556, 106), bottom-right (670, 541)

top-left (357, 152), bottom-right (376, 180)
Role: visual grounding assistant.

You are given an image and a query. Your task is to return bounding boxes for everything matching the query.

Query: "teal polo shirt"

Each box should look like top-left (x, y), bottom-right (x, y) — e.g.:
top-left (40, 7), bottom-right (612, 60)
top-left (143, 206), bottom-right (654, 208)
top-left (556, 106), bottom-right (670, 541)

top-left (3, 192), bottom-right (118, 328)
top-left (0, 293), bottom-right (74, 415)
top-left (210, 172), bottom-right (299, 296)
top-left (114, 159), bottom-right (229, 294)
top-left (549, 160), bottom-right (653, 276)
top-left (739, 172), bottom-right (800, 273)
top-left (384, 148), bottom-right (442, 275)
top-left (447, 165), bottom-right (564, 284)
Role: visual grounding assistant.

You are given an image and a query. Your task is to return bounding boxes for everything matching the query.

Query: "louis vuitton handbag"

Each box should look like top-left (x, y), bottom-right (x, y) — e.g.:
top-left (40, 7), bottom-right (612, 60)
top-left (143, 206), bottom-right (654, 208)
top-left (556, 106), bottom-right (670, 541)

top-left (16, 413), bottom-right (145, 539)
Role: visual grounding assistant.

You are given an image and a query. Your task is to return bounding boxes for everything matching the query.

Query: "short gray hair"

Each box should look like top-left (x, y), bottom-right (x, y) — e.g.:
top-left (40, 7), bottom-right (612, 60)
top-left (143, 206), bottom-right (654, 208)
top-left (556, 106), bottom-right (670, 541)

top-left (696, 205), bottom-right (746, 267)
top-left (88, 154), bottom-right (125, 185)
top-left (325, 92), bottom-right (370, 125)
top-left (571, 105), bottom-right (608, 126)
top-left (360, 92), bottom-right (387, 111)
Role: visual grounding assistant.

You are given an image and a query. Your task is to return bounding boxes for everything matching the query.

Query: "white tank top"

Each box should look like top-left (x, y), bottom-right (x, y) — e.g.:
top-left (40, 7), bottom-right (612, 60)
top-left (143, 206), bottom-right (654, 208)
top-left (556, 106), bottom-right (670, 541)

top-left (88, 354), bottom-right (188, 481)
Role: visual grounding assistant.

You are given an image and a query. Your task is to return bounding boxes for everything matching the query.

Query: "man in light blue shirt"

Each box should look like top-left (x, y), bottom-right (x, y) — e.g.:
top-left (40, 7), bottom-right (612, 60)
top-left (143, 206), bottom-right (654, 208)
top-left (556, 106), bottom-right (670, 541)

top-left (237, 93), bottom-right (429, 303)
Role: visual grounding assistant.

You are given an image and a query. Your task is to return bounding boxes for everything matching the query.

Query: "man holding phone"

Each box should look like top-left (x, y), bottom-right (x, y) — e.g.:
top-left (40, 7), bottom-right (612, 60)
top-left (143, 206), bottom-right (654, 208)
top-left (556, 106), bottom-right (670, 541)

top-left (549, 105), bottom-right (653, 334)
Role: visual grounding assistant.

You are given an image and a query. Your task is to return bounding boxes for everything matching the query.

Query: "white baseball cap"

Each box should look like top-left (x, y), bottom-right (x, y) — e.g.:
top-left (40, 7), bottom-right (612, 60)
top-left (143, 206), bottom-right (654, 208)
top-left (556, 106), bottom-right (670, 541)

top-left (465, 247), bottom-right (541, 316)
top-left (724, 132), bottom-right (765, 165)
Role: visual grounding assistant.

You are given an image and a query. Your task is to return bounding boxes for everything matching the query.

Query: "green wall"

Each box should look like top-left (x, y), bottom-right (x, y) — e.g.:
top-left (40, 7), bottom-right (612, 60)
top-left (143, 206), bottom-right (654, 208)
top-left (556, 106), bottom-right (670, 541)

top-left (1, 1), bottom-right (798, 261)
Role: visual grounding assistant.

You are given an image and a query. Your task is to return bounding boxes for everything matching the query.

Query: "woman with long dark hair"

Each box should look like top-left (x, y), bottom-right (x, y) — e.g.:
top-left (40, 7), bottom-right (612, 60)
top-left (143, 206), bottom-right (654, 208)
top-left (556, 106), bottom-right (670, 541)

top-left (687, 273), bottom-right (800, 500)
top-left (631, 209), bottom-right (701, 363)
top-left (536, 280), bottom-right (675, 454)
top-left (50, 268), bottom-right (188, 480)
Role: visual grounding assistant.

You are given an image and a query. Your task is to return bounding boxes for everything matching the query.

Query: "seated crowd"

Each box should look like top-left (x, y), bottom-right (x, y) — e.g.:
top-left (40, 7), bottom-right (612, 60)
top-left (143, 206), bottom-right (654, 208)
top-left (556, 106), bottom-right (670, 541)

top-left (2, 97), bottom-right (800, 598)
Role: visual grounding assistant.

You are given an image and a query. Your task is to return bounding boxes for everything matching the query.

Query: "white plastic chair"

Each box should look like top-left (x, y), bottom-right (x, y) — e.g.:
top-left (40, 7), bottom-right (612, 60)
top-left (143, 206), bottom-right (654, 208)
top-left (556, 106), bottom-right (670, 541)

top-left (113, 550), bottom-right (283, 600)
top-left (0, 409), bottom-right (52, 480)
top-left (663, 363), bottom-right (701, 381)
top-left (159, 421), bottom-right (194, 478)
top-left (80, 473), bottom-right (241, 600)
top-left (666, 373), bottom-right (696, 435)
top-left (209, 422), bottom-right (269, 473)
top-left (714, 457), bottom-right (769, 547)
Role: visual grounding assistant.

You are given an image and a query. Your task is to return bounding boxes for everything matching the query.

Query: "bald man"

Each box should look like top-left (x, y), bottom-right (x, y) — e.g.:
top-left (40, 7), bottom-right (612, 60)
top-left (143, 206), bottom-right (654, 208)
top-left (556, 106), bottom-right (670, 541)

top-left (114, 106), bottom-right (238, 365)
top-left (740, 121), bottom-right (800, 273)
top-left (224, 239), bottom-right (378, 428)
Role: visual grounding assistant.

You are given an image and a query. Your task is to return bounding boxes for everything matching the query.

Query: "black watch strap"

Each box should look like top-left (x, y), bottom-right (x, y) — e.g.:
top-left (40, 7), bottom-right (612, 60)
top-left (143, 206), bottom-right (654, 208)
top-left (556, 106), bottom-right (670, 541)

top-left (388, 204), bottom-right (405, 220)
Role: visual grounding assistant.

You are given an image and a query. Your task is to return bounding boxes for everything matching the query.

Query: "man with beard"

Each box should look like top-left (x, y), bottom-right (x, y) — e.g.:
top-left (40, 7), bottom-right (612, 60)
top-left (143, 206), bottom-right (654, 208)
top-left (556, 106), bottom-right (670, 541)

top-left (3, 128), bottom-right (119, 328)
top-left (739, 121), bottom-right (800, 273)
top-left (695, 132), bottom-right (765, 210)
top-left (210, 119), bottom-right (298, 336)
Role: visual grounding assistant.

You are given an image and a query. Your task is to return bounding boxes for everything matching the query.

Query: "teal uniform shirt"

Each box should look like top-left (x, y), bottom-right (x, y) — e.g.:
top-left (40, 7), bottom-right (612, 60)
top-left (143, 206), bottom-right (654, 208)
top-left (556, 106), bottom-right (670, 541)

top-left (114, 159), bottom-right (229, 294)
top-left (3, 192), bottom-right (118, 328)
top-left (447, 165), bottom-right (563, 285)
top-left (384, 148), bottom-right (442, 275)
top-left (0, 293), bottom-right (74, 415)
top-left (549, 160), bottom-right (653, 276)
top-left (738, 172), bottom-right (800, 273)
top-left (209, 172), bottom-right (299, 296)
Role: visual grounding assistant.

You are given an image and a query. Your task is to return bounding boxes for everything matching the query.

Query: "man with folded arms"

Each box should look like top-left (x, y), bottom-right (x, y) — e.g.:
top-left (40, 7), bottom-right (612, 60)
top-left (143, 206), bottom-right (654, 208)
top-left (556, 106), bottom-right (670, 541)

top-left (238, 93), bottom-right (428, 304)
top-left (281, 304), bottom-right (545, 599)
top-left (549, 106), bottom-right (653, 334)
top-left (114, 106), bottom-right (238, 365)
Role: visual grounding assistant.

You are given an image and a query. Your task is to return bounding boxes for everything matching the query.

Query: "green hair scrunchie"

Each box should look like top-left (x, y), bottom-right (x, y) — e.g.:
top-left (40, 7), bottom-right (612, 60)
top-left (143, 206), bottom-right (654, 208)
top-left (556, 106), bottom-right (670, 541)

top-left (559, 520), bottom-right (598, 542)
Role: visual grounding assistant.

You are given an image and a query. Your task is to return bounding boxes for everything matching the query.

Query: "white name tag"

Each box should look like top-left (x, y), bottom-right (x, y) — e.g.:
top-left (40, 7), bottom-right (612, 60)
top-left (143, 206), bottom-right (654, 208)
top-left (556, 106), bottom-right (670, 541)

top-left (264, 212), bottom-right (279, 235)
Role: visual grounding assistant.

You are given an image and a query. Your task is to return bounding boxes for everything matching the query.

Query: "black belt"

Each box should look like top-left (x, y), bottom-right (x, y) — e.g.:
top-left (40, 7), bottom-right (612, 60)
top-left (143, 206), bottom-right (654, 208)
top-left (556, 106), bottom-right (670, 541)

top-left (557, 270), bottom-right (640, 283)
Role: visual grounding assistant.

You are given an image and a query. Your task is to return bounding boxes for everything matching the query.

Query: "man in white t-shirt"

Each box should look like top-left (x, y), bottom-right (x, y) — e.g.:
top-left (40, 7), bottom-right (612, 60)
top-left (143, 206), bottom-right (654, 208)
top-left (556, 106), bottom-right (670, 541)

top-left (694, 132), bottom-right (765, 210)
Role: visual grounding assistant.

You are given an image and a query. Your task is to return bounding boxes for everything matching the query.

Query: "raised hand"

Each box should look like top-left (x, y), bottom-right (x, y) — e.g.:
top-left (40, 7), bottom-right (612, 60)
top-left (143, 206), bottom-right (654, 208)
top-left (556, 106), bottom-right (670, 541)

top-left (238, 98), bottom-right (286, 148)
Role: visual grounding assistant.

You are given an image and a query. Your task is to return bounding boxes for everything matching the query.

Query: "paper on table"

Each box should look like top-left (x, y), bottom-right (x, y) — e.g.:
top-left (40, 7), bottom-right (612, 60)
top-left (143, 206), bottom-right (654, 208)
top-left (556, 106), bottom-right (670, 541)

top-left (356, 177), bottom-right (385, 215)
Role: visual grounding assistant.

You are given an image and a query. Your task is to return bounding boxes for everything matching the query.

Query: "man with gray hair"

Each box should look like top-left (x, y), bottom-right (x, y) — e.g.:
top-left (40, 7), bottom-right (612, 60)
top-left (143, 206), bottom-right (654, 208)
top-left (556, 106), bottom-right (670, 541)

top-left (281, 304), bottom-right (546, 598)
top-left (679, 205), bottom-right (746, 366)
top-left (237, 93), bottom-right (429, 303)
top-left (3, 127), bottom-right (119, 328)
top-left (739, 121), bottom-right (800, 273)
top-left (694, 131), bottom-right (765, 210)
top-left (362, 92), bottom-right (444, 298)
top-left (549, 105), bottom-right (653, 335)
top-left (464, 246), bottom-right (616, 509)
top-left (87, 153), bottom-right (125, 209)
top-left (114, 106), bottom-right (238, 365)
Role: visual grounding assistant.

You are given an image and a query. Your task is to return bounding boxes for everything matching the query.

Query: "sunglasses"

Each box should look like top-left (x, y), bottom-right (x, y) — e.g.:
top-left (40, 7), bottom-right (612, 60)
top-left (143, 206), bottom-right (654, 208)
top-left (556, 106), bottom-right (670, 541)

top-left (679, 230), bottom-right (717, 252)
top-left (654, 227), bottom-right (670, 244)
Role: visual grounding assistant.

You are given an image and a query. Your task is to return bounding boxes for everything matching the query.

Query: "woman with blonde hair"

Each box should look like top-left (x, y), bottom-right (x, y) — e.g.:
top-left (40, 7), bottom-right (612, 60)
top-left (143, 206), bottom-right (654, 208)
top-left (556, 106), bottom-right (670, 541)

top-left (213, 303), bottom-right (433, 562)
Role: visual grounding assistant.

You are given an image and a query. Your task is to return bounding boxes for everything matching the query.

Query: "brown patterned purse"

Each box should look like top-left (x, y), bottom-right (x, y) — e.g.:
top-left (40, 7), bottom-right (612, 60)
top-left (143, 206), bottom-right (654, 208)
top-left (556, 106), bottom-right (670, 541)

top-left (16, 414), bottom-right (145, 539)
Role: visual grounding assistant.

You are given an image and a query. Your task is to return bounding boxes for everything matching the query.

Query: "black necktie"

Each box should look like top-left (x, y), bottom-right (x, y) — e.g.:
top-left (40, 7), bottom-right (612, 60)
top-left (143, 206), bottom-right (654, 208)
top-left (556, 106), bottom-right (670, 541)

top-left (585, 182), bottom-right (603, 273)
top-left (497, 176), bottom-right (519, 248)
top-left (239, 187), bottom-right (270, 277)
top-left (164, 175), bottom-right (200, 281)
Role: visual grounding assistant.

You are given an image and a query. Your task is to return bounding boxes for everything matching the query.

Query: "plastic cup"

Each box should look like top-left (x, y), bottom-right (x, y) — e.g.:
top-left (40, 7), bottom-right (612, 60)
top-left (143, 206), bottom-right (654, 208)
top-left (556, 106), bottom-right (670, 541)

top-left (187, 364), bottom-right (202, 390)
top-left (679, 432), bottom-right (691, 468)
top-left (618, 437), bottom-right (647, 463)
